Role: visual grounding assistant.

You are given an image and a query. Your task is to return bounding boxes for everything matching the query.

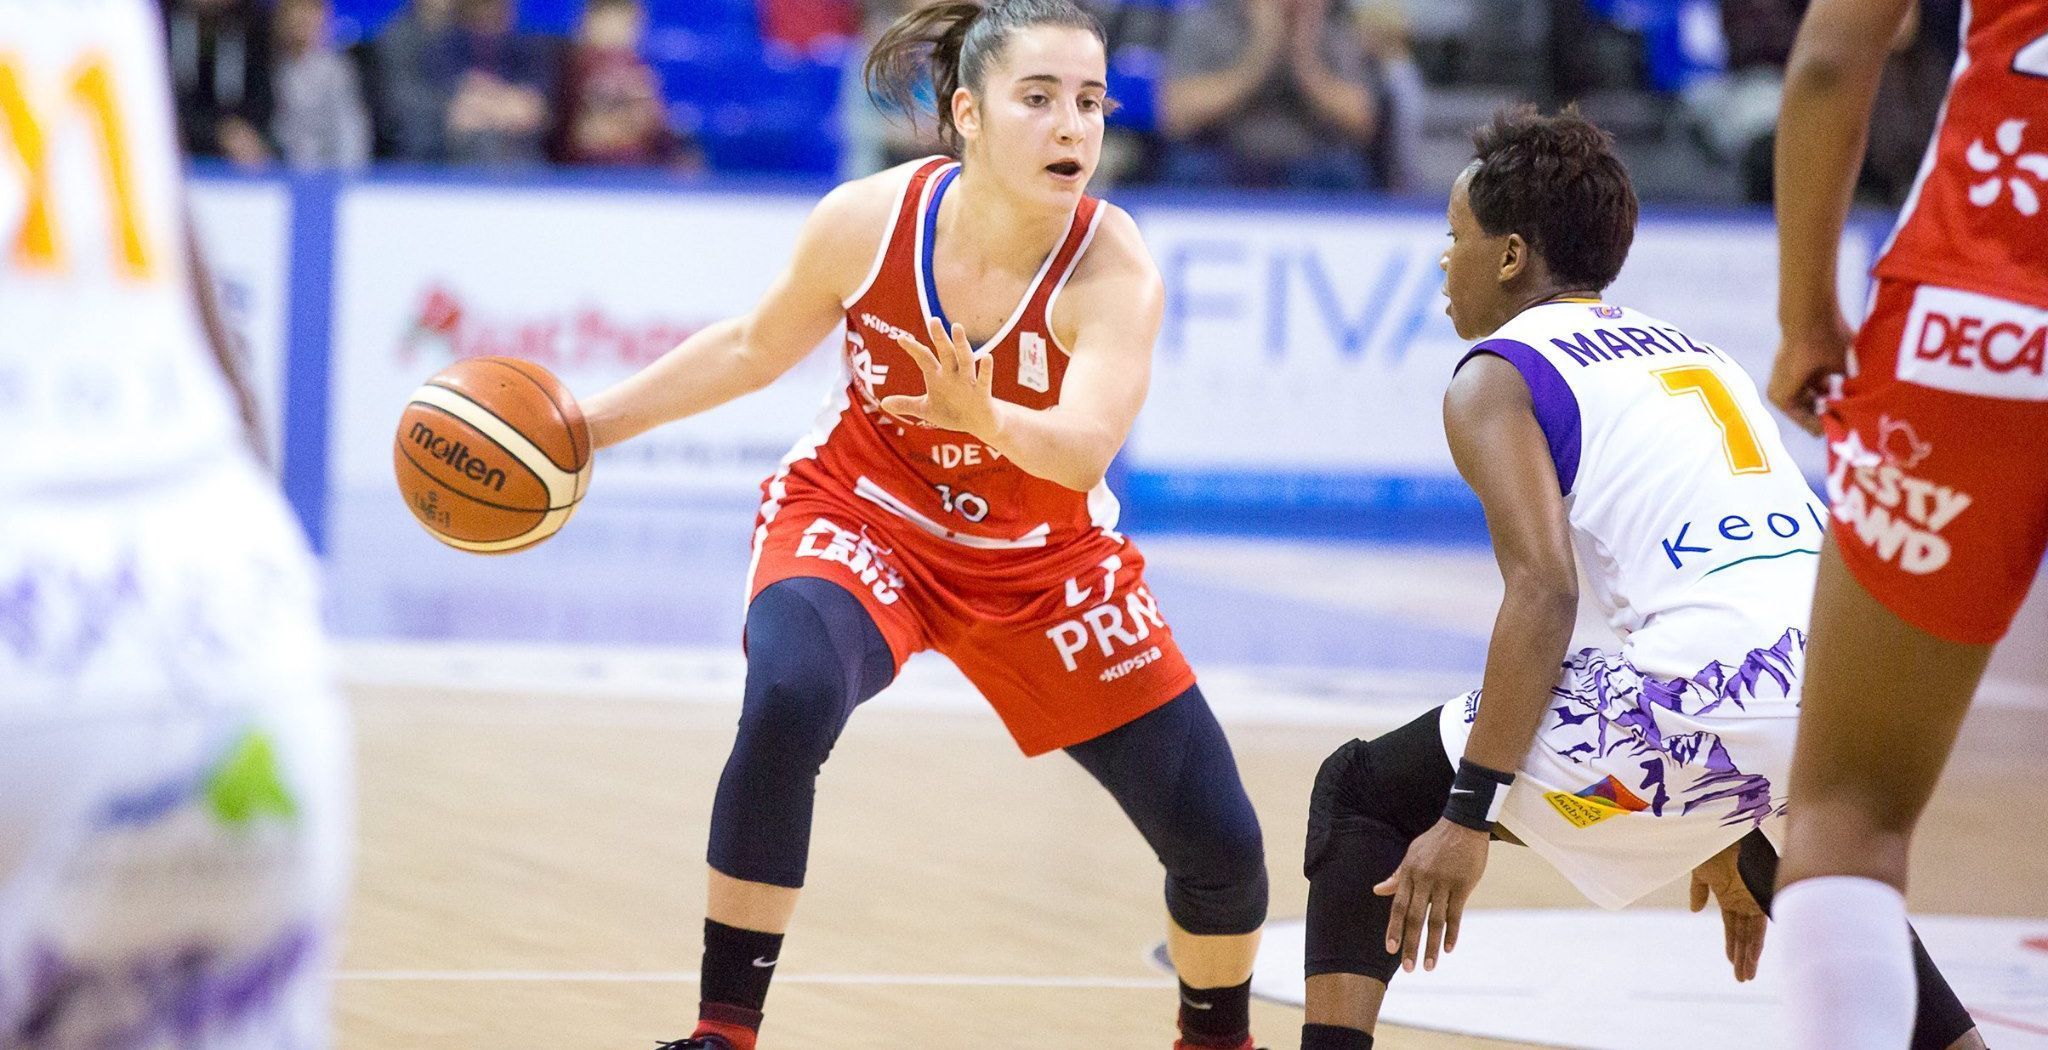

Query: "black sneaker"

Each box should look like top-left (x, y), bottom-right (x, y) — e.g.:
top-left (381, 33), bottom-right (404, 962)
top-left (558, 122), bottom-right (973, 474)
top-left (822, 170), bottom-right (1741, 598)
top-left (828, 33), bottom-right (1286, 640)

top-left (654, 1039), bottom-right (733, 1050)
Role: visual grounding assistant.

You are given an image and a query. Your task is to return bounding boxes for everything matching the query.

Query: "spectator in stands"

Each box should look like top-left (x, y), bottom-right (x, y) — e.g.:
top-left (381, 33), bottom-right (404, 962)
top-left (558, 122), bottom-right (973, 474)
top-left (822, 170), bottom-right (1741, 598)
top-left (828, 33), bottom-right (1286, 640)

top-left (273, 0), bottom-right (372, 169)
top-left (369, 0), bottom-right (458, 162)
top-left (426, 0), bottom-right (559, 166)
top-left (1160, 0), bottom-right (1379, 190)
top-left (1687, 0), bottom-right (1948, 205)
top-left (1356, 0), bottom-right (1422, 193)
top-left (552, 0), bottom-right (700, 169)
top-left (164, 0), bottom-right (276, 168)
top-left (1681, 0), bottom-right (1805, 202)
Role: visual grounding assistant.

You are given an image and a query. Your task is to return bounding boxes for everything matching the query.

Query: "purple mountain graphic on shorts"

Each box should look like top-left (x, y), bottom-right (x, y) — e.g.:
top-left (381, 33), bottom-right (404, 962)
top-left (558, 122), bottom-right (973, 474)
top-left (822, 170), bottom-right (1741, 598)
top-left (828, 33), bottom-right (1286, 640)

top-left (1544, 629), bottom-right (1804, 824)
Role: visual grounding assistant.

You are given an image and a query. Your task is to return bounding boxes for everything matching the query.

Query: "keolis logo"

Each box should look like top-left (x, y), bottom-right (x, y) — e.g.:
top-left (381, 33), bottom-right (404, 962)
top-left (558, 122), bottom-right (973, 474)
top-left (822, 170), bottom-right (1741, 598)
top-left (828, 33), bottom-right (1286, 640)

top-left (409, 420), bottom-right (507, 491)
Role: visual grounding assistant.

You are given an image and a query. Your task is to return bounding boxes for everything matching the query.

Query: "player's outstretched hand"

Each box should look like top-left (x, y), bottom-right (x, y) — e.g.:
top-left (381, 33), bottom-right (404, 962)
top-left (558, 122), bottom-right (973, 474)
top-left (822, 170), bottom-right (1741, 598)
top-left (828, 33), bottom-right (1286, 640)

top-left (1689, 840), bottom-right (1767, 982)
top-left (1374, 818), bottom-right (1489, 974)
top-left (1768, 314), bottom-right (1854, 437)
top-left (880, 317), bottom-right (998, 438)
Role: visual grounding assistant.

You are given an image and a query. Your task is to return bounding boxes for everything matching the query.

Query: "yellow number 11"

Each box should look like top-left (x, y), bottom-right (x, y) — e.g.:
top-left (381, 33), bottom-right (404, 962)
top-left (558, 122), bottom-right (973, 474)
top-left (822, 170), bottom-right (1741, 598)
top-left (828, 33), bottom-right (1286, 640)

top-left (0, 51), bottom-right (156, 279)
top-left (1654, 365), bottom-right (1770, 475)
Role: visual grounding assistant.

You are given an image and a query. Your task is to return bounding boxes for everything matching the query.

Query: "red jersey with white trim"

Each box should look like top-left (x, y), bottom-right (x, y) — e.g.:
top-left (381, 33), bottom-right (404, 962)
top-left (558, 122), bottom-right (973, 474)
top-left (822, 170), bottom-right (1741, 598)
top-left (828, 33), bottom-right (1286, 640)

top-left (1873, 0), bottom-right (2048, 309)
top-left (779, 157), bottom-right (1114, 553)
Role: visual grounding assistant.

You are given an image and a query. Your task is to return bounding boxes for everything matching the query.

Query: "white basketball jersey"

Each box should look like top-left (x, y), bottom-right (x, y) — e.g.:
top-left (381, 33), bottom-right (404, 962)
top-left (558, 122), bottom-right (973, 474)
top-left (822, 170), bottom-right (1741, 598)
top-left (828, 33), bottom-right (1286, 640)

top-left (0, 0), bottom-right (245, 498)
top-left (1466, 300), bottom-right (1822, 679)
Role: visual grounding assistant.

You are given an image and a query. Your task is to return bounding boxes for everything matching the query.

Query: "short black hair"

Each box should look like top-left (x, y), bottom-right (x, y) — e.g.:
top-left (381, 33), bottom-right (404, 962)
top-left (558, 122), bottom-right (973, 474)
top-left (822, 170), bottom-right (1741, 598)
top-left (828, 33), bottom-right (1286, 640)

top-left (1467, 105), bottom-right (1637, 291)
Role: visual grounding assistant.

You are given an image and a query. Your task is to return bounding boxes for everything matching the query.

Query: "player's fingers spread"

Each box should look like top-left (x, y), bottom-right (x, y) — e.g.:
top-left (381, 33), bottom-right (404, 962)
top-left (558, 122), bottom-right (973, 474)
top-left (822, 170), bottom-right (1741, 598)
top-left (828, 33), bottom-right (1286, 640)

top-left (878, 395), bottom-right (925, 419)
top-left (927, 317), bottom-right (962, 372)
top-left (894, 333), bottom-right (941, 374)
top-left (1372, 866), bottom-right (1403, 898)
top-left (1690, 875), bottom-right (1708, 912)
top-left (973, 350), bottom-right (994, 389)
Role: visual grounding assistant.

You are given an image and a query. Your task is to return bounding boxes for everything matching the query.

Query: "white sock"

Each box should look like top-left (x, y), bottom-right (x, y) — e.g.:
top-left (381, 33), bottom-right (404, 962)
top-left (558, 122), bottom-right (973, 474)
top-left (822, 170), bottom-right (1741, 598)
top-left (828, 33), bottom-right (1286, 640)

top-left (1775, 876), bottom-right (1917, 1049)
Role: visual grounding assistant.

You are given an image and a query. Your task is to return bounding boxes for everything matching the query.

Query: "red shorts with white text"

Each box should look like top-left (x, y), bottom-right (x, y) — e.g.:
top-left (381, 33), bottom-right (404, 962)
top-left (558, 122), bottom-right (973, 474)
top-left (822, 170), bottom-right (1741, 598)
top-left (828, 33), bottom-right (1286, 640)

top-left (743, 477), bottom-right (1197, 756)
top-left (1823, 279), bottom-right (2048, 644)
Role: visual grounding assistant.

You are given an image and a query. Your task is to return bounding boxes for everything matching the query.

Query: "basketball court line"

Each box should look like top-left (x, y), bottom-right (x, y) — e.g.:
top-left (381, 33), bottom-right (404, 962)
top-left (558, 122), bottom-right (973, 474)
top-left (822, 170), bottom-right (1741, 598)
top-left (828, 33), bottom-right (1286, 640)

top-left (335, 638), bottom-right (2048, 721)
top-left (339, 970), bottom-right (1175, 990)
top-left (335, 639), bottom-right (1479, 728)
top-left (1184, 912), bottom-right (2048, 1050)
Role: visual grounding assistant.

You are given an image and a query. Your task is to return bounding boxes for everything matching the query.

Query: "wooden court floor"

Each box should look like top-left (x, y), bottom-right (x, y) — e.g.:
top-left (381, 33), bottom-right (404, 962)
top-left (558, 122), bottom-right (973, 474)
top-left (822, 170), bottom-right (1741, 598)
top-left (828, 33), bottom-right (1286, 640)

top-left (335, 679), bottom-right (2048, 1050)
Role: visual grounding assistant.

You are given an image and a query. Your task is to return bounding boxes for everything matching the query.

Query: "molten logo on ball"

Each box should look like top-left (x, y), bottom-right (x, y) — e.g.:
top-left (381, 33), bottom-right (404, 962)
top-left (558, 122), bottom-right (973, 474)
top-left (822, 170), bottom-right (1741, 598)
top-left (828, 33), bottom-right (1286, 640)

top-left (408, 420), bottom-right (507, 492)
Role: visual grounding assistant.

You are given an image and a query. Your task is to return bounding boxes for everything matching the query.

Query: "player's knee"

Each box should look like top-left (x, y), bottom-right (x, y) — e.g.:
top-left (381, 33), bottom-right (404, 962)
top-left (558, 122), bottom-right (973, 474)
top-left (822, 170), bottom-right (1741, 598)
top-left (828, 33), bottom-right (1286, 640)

top-left (1165, 845), bottom-right (1268, 937)
top-left (736, 582), bottom-right (863, 766)
top-left (1313, 739), bottom-right (1370, 805)
top-left (1306, 738), bottom-right (1374, 876)
top-left (1162, 775), bottom-right (1268, 936)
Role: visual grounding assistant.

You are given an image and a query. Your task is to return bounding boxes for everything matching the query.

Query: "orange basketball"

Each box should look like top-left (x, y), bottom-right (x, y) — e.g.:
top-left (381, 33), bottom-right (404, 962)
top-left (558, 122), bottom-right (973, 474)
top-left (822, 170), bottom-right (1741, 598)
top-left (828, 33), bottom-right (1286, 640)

top-left (393, 356), bottom-right (593, 554)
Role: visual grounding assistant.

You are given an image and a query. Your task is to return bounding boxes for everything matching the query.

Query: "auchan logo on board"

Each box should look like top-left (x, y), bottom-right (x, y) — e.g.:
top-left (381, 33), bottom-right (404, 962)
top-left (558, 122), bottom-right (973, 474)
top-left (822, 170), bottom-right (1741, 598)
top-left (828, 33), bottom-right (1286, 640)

top-left (399, 283), bottom-right (708, 370)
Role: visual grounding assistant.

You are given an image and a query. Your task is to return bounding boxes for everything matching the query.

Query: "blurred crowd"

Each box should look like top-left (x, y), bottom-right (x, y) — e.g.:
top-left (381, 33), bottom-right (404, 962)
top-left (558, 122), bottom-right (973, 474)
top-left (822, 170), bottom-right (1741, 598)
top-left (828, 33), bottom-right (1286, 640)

top-left (162, 0), bottom-right (1956, 204)
top-left (167, 0), bottom-right (697, 171)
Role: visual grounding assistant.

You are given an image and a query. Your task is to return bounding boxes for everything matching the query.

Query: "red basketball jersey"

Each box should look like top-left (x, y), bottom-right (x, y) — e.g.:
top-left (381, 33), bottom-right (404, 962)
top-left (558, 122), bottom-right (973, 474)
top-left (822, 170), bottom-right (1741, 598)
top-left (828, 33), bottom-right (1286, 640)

top-left (1873, 0), bottom-right (2048, 308)
top-left (772, 157), bottom-right (1114, 554)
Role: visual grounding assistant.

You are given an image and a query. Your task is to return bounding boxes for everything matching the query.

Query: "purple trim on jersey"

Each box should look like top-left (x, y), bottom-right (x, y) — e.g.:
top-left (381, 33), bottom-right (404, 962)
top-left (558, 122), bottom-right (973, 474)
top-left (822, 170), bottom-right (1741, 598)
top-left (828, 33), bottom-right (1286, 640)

top-left (1456, 338), bottom-right (1582, 496)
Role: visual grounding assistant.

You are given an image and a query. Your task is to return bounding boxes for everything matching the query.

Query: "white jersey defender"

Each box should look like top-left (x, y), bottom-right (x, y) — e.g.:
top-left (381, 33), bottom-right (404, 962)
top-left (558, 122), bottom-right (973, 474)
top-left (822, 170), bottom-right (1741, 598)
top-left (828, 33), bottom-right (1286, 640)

top-left (1, 1), bottom-right (348, 1045)
top-left (1442, 299), bottom-right (1822, 908)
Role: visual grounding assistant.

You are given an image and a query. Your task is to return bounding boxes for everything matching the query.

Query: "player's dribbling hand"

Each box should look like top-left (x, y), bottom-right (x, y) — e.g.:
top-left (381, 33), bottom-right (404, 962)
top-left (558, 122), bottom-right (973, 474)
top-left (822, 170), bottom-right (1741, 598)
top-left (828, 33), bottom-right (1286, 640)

top-left (1689, 840), bottom-right (1767, 982)
top-left (881, 317), bottom-right (999, 439)
top-left (1374, 818), bottom-right (1489, 974)
top-left (1768, 313), bottom-right (1854, 437)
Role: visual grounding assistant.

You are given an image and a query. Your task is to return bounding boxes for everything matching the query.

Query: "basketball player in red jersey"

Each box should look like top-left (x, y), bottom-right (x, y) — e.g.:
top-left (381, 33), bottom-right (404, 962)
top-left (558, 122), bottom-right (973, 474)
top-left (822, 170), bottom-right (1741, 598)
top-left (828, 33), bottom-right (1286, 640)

top-left (581, 3), bottom-right (1268, 1047)
top-left (1768, 0), bottom-right (2046, 1045)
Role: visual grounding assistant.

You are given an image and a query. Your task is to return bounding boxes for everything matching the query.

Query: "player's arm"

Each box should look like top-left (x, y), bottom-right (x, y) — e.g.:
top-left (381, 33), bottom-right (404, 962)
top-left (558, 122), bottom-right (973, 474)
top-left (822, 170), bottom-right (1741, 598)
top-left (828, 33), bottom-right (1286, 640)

top-left (1768, 0), bottom-right (1916, 434)
top-left (882, 206), bottom-right (1161, 492)
top-left (1446, 355), bottom-right (1579, 773)
top-left (1376, 354), bottom-right (1578, 975)
top-left (1157, 1), bottom-right (1287, 139)
top-left (186, 211), bottom-right (269, 466)
top-left (582, 177), bottom-right (887, 450)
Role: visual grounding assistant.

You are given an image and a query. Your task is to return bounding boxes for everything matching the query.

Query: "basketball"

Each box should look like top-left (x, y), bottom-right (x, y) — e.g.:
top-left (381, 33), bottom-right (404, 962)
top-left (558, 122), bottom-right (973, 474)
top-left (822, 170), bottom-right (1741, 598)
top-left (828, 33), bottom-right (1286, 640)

top-left (393, 356), bottom-right (592, 554)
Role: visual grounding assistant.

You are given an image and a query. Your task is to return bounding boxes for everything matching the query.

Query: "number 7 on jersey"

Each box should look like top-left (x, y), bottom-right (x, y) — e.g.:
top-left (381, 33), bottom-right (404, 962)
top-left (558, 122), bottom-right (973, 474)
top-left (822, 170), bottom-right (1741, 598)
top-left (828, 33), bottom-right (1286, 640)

top-left (1654, 365), bottom-right (1770, 475)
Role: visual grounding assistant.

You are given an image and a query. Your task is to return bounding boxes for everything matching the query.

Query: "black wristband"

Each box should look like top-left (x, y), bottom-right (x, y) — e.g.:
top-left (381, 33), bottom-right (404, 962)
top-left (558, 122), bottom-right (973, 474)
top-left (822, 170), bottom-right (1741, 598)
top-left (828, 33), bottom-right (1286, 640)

top-left (1442, 758), bottom-right (1516, 832)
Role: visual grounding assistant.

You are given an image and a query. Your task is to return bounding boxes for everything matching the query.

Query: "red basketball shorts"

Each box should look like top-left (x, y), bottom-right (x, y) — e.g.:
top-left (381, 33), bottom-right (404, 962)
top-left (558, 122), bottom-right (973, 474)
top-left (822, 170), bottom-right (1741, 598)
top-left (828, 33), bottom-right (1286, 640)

top-left (744, 480), bottom-right (1197, 756)
top-left (1824, 279), bottom-right (2048, 644)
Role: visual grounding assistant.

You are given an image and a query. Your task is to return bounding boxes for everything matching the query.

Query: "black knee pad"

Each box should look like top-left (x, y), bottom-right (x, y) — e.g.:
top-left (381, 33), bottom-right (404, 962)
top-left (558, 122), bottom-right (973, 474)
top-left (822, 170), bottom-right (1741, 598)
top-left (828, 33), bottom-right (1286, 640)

top-left (1164, 823), bottom-right (1269, 937)
top-left (1305, 738), bottom-right (1373, 880)
top-left (1067, 687), bottom-right (1270, 937)
top-left (709, 578), bottom-right (892, 887)
top-left (1304, 709), bottom-right (1455, 983)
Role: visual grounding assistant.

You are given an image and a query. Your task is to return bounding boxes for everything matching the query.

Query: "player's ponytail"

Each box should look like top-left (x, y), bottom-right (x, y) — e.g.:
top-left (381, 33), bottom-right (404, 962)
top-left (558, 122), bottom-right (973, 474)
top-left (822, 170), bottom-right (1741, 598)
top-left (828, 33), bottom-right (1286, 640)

top-left (863, 0), bottom-right (1105, 153)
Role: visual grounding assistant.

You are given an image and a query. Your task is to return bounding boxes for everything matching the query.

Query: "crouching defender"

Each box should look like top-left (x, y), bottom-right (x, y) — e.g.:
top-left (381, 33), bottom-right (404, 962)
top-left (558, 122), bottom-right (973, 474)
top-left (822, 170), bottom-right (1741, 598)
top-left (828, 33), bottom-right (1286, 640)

top-left (1298, 108), bottom-right (1985, 1050)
